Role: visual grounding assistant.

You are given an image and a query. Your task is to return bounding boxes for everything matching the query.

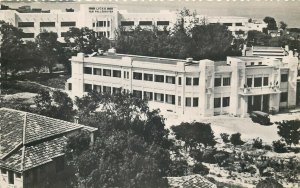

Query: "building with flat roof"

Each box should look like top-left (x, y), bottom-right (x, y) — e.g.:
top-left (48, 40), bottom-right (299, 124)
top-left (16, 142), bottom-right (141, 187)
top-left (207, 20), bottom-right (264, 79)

top-left (0, 108), bottom-right (97, 188)
top-left (66, 49), bottom-right (298, 118)
top-left (0, 4), bottom-right (266, 41)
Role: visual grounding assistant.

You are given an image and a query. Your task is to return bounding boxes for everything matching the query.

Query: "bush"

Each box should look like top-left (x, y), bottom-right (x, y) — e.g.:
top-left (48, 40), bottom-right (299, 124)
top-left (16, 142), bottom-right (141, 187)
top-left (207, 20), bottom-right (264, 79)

top-left (202, 148), bottom-right (217, 164)
top-left (214, 151), bottom-right (230, 166)
top-left (272, 140), bottom-right (287, 153)
top-left (256, 178), bottom-right (283, 188)
top-left (190, 149), bottom-right (203, 162)
top-left (192, 162), bottom-right (209, 175)
top-left (230, 133), bottom-right (244, 146)
top-left (252, 138), bottom-right (263, 149)
top-left (168, 159), bottom-right (189, 177)
top-left (263, 144), bottom-right (272, 151)
top-left (220, 133), bottom-right (230, 143)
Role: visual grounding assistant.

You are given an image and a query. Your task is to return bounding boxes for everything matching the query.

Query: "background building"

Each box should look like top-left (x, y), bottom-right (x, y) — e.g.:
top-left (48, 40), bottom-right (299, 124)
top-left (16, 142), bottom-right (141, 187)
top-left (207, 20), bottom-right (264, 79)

top-left (66, 49), bottom-right (298, 118)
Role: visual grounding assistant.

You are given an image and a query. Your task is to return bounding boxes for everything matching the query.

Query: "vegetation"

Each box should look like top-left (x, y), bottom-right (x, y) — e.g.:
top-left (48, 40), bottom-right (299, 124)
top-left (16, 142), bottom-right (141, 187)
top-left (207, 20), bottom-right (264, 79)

top-left (272, 140), bottom-right (287, 153)
top-left (230, 133), bottom-right (244, 146)
top-left (252, 138), bottom-right (263, 149)
top-left (220, 133), bottom-right (230, 143)
top-left (276, 120), bottom-right (300, 147)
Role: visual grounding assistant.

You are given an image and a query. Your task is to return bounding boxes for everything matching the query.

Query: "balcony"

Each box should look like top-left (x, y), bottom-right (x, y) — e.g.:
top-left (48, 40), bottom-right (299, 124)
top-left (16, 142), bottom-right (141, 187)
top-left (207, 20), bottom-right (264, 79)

top-left (239, 86), bottom-right (281, 96)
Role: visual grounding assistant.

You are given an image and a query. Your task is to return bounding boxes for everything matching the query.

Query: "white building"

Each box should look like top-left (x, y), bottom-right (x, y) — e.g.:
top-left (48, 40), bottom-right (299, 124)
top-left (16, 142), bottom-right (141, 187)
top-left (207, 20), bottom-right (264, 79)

top-left (0, 4), bottom-right (266, 41)
top-left (66, 49), bottom-right (298, 118)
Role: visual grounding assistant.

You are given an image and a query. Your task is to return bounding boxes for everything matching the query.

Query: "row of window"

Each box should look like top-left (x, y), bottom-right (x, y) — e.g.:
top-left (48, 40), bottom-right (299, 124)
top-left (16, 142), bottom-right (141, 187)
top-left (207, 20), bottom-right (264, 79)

top-left (214, 77), bottom-right (231, 87)
top-left (18, 21), bottom-right (76, 27)
top-left (120, 21), bottom-right (170, 26)
top-left (247, 76), bottom-right (269, 87)
top-left (92, 21), bottom-right (111, 27)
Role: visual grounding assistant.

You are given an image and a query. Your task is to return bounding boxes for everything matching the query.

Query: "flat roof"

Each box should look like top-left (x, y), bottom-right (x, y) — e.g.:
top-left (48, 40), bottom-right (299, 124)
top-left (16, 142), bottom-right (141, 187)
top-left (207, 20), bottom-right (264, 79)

top-left (253, 46), bottom-right (284, 51)
top-left (229, 56), bottom-right (266, 61)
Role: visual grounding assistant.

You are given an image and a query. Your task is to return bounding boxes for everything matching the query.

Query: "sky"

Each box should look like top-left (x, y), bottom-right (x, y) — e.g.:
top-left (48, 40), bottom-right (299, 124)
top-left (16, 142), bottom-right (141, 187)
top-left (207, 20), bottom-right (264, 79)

top-left (2, 0), bottom-right (300, 27)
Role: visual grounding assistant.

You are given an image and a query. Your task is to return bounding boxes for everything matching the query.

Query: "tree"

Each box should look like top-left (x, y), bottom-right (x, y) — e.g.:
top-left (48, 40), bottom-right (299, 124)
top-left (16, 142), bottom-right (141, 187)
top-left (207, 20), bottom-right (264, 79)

top-left (34, 89), bottom-right (75, 121)
top-left (220, 133), bottom-right (230, 143)
top-left (276, 120), bottom-right (300, 147)
top-left (64, 27), bottom-right (109, 54)
top-left (0, 21), bottom-right (24, 78)
top-left (256, 178), bottom-right (283, 188)
top-left (247, 30), bottom-right (271, 46)
top-left (272, 140), bottom-right (287, 153)
top-left (66, 91), bottom-right (172, 188)
top-left (279, 21), bottom-right (288, 30)
top-left (263, 16), bottom-right (278, 31)
top-left (36, 31), bottom-right (63, 73)
top-left (171, 122), bottom-right (216, 149)
top-left (230, 133), bottom-right (244, 146)
top-left (252, 137), bottom-right (263, 149)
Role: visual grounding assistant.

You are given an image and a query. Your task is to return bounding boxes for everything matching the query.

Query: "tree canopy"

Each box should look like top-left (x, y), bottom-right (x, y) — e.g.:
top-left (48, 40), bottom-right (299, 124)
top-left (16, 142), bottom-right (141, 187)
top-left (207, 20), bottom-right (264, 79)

top-left (276, 120), bottom-right (300, 147)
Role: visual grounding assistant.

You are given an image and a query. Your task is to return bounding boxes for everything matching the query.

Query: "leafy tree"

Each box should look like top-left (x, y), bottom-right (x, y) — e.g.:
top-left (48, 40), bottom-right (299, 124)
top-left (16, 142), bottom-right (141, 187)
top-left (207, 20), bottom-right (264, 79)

top-left (272, 140), bottom-right (287, 153)
top-left (171, 122), bottom-right (216, 149)
top-left (66, 91), bottom-right (172, 188)
top-left (0, 21), bottom-right (24, 78)
top-left (36, 31), bottom-right (63, 73)
top-left (34, 89), bottom-right (75, 121)
top-left (247, 30), bottom-right (271, 46)
top-left (263, 16), bottom-right (278, 31)
top-left (64, 27), bottom-right (109, 54)
top-left (230, 133), bottom-right (244, 147)
top-left (276, 120), bottom-right (300, 147)
top-left (220, 133), bottom-right (230, 143)
top-left (279, 21), bottom-right (288, 30)
top-left (192, 162), bottom-right (209, 176)
top-left (256, 178), bottom-right (283, 188)
top-left (252, 137), bottom-right (263, 149)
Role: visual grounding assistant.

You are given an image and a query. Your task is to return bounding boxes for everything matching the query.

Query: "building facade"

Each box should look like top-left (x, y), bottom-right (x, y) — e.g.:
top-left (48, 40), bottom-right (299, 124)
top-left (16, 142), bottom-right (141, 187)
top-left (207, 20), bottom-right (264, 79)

top-left (66, 50), bottom-right (298, 118)
top-left (0, 4), bottom-right (266, 41)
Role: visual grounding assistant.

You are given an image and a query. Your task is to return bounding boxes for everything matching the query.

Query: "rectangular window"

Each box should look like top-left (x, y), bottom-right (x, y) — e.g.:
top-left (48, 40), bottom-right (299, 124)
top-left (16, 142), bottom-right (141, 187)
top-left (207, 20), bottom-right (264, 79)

top-left (155, 75), bottom-right (164, 83)
top-left (139, 21), bottom-right (152, 25)
top-left (193, 78), bottom-right (199, 86)
top-left (84, 84), bottom-right (92, 92)
top-left (166, 76), bottom-right (175, 84)
top-left (157, 21), bottom-right (170, 26)
top-left (21, 33), bottom-right (34, 38)
top-left (280, 92), bottom-right (288, 102)
top-left (18, 22), bottom-right (34, 27)
top-left (133, 72), bottom-right (143, 80)
top-left (16, 173), bottom-right (21, 179)
top-left (165, 94), bottom-right (175, 104)
top-left (236, 23), bottom-right (243, 26)
top-left (84, 67), bottom-right (92, 74)
top-left (144, 91), bottom-right (153, 100)
top-left (40, 22), bottom-right (55, 27)
top-left (93, 68), bottom-right (101, 75)
top-left (107, 21), bottom-right (110, 27)
top-left (1, 168), bottom-right (7, 174)
top-left (121, 21), bottom-right (134, 26)
top-left (154, 93), bottom-right (164, 102)
top-left (103, 69), bottom-right (111, 77)
top-left (97, 21), bottom-right (106, 27)
top-left (193, 97), bottom-right (199, 107)
top-left (214, 78), bottom-right (221, 87)
top-left (94, 85), bottom-right (101, 92)
top-left (113, 87), bottom-right (121, 94)
top-left (223, 77), bottom-right (231, 86)
top-left (113, 70), bottom-right (121, 78)
top-left (223, 97), bottom-right (230, 107)
top-left (224, 23), bottom-right (232, 26)
top-left (186, 77), bottom-right (192, 85)
top-left (133, 90), bottom-right (143, 98)
top-left (263, 77), bottom-right (269, 86)
top-left (178, 77), bottom-right (182, 85)
top-left (107, 31), bottom-right (110, 38)
top-left (185, 97), bottom-right (191, 107)
top-left (247, 77), bottom-right (253, 87)
top-left (254, 77), bottom-right (262, 87)
top-left (123, 71), bottom-right (129, 79)
top-left (178, 96), bottom-right (181, 106)
top-left (214, 98), bottom-right (221, 108)
top-left (8, 171), bottom-right (14, 184)
top-left (61, 21), bottom-right (76, 27)
top-left (68, 83), bottom-right (72, 91)
top-left (144, 73), bottom-right (153, 81)
top-left (103, 86), bottom-right (111, 93)
top-left (281, 74), bottom-right (288, 82)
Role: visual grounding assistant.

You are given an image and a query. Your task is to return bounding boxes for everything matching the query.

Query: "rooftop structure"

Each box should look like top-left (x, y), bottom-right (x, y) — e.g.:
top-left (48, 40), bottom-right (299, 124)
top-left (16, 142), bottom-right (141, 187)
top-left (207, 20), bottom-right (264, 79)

top-left (66, 49), bottom-right (298, 118)
top-left (0, 108), bottom-right (97, 188)
top-left (243, 45), bottom-right (289, 60)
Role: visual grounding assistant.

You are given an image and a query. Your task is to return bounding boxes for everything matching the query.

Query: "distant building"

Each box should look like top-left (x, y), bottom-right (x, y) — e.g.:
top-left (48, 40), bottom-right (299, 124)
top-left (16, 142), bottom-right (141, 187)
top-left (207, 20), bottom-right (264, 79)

top-left (66, 49), bottom-right (298, 118)
top-left (0, 3), bottom-right (266, 41)
top-left (0, 108), bottom-right (97, 188)
top-left (243, 46), bottom-right (288, 60)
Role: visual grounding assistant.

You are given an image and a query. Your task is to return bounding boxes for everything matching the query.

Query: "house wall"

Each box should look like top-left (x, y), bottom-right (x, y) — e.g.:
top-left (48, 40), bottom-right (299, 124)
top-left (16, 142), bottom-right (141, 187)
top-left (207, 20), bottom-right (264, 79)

top-left (0, 168), bottom-right (23, 188)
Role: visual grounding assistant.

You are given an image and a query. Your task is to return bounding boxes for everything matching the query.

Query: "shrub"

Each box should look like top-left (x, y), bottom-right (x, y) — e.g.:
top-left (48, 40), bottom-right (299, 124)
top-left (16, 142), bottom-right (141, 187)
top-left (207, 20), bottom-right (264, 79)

top-left (252, 138), bottom-right (263, 149)
top-left (169, 159), bottom-right (189, 177)
top-left (230, 133), bottom-right (244, 146)
top-left (220, 133), bottom-right (230, 143)
top-left (256, 178), bottom-right (283, 188)
top-left (263, 144), bottom-right (272, 151)
top-left (202, 148), bottom-right (217, 164)
top-left (272, 140), bottom-right (287, 153)
top-left (214, 151), bottom-right (230, 166)
top-left (192, 162), bottom-right (209, 175)
top-left (190, 149), bottom-right (203, 162)
top-left (276, 120), bottom-right (300, 147)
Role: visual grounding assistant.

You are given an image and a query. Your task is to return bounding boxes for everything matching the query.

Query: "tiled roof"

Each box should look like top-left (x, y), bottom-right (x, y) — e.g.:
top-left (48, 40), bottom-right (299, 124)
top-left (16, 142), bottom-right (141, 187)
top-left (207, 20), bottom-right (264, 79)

top-left (167, 174), bottom-right (217, 188)
top-left (0, 108), bottom-right (95, 172)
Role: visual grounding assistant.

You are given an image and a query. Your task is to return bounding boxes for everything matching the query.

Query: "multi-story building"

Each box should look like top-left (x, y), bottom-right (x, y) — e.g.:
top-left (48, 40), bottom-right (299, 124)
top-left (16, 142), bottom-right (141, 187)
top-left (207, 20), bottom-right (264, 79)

top-left (0, 108), bottom-right (97, 188)
top-left (0, 3), bottom-right (266, 41)
top-left (66, 49), bottom-right (298, 118)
